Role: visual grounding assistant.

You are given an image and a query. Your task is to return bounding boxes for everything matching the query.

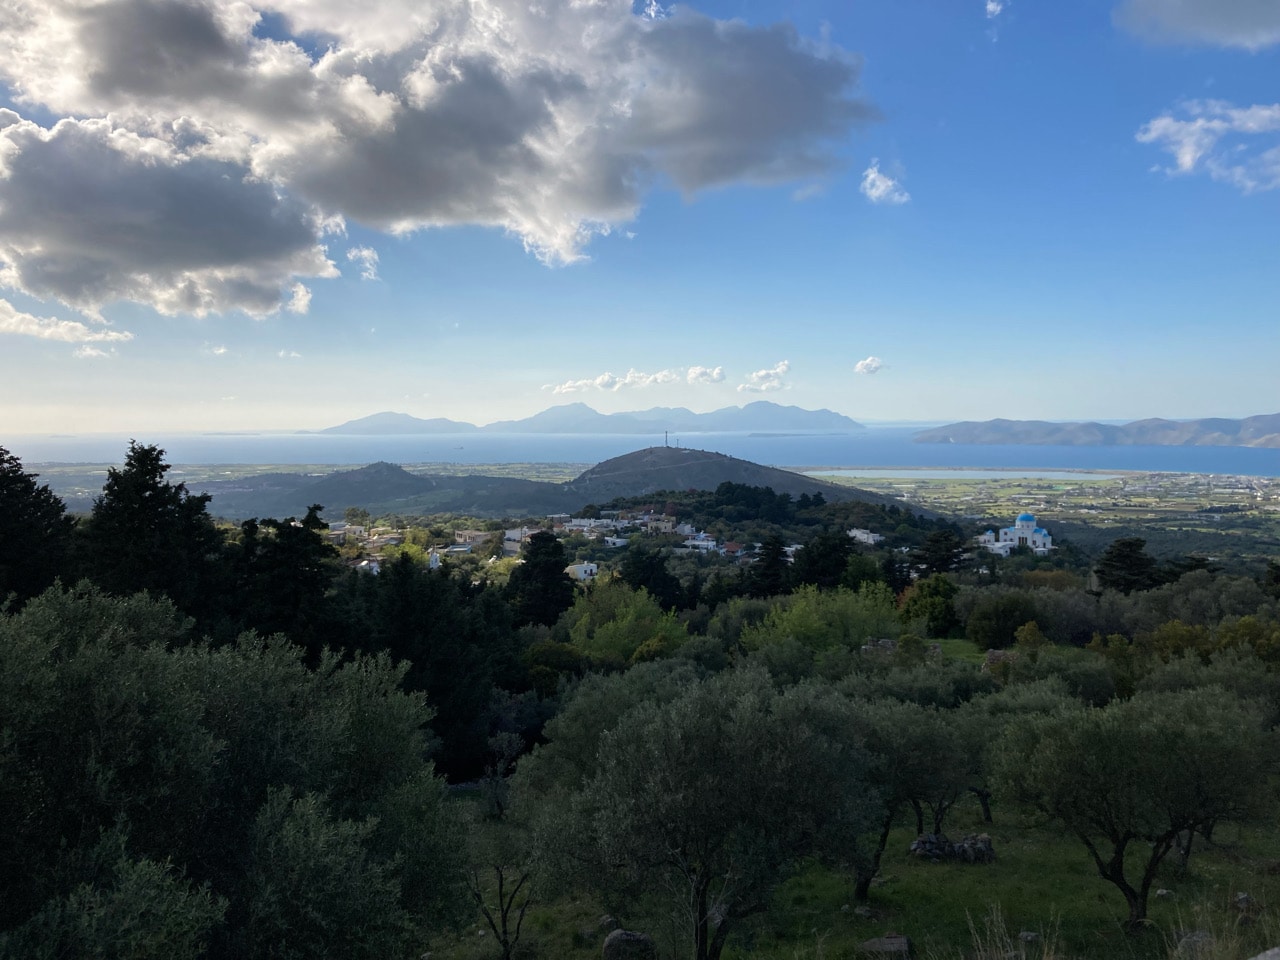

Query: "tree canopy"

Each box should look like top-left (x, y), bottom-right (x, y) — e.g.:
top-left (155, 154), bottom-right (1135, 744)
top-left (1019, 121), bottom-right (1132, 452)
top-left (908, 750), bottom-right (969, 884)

top-left (997, 688), bottom-right (1273, 930)
top-left (0, 447), bottom-right (75, 608)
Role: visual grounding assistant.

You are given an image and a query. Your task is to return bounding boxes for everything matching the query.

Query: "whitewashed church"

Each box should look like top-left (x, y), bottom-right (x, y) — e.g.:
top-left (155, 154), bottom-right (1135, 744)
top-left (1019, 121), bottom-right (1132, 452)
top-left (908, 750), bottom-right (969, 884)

top-left (977, 513), bottom-right (1053, 557)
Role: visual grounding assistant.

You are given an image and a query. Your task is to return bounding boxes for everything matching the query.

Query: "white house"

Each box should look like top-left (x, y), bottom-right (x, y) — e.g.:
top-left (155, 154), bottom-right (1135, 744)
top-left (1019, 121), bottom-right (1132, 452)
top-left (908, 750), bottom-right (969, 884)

top-left (978, 513), bottom-right (1053, 557)
top-left (565, 562), bottom-right (599, 582)
top-left (848, 528), bottom-right (885, 546)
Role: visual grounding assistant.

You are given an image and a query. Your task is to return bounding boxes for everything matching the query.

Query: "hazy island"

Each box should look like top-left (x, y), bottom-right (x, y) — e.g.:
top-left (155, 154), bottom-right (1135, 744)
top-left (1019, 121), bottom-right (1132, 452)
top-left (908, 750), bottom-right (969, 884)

top-left (915, 413), bottom-right (1280, 448)
top-left (319, 400), bottom-right (865, 436)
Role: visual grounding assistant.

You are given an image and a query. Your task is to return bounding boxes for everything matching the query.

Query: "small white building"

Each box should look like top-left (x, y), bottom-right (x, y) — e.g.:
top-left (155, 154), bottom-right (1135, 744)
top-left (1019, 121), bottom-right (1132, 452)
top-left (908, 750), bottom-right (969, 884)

top-left (848, 528), bottom-right (884, 546)
top-left (978, 513), bottom-right (1054, 557)
top-left (565, 562), bottom-right (599, 582)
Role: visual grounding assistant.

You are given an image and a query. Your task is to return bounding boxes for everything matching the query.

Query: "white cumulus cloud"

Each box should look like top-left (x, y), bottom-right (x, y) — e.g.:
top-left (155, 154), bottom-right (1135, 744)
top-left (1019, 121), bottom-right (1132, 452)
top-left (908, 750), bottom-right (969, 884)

top-left (1137, 100), bottom-right (1280, 193)
top-left (986, 1), bottom-right (1005, 19)
top-left (0, 297), bottom-right (134, 344)
top-left (347, 246), bottom-right (380, 281)
top-left (548, 366), bottom-right (720, 394)
top-left (0, 0), bottom-right (877, 319)
top-left (1115, 0), bottom-right (1280, 49)
top-left (860, 160), bottom-right (910, 205)
top-left (854, 356), bottom-right (884, 374)
top-left (686, 365), bottom-right (725, 385)
top-left (737, 360), bottom-right (791, 393)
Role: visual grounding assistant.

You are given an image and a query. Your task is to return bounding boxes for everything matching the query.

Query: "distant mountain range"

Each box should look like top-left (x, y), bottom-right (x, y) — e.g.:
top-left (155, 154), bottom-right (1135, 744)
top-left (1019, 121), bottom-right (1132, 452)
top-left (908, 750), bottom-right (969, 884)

top-left (914, 414), bottom-right (1280, 448)
top-left (319, 401), bottom-right (863, 436)
top-left (194, 446), bottom-right (893, 520)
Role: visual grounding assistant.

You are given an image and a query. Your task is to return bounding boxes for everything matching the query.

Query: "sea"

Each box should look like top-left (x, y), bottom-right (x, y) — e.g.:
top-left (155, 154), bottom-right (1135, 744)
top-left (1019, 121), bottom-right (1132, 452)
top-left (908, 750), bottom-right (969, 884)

top-left (7, 427), bottom-right (1280, 478)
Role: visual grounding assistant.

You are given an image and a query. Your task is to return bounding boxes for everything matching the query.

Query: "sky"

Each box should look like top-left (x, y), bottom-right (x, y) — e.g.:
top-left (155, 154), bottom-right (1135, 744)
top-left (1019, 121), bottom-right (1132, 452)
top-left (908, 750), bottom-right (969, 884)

top-left (0, 0), bottom-right (1277, 434)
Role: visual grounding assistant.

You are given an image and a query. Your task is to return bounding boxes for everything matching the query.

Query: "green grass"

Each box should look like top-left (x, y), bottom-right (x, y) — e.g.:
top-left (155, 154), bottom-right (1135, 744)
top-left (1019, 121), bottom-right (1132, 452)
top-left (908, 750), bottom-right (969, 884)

top-left (434, 800), bottom-right (1280, 960)
top-left (936, 638), bottom-right (985, 664)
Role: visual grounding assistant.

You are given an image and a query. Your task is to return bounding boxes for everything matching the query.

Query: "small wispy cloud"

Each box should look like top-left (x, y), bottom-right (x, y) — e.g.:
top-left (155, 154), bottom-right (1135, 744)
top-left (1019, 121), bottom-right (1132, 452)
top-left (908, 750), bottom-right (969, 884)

top-left (1137, 100), bottom-right (1280, 193)
top-left (641, 0), bottom-right (668, 21)
top-left (74, 345), bottom-right (114, 359)
top-left (201, 342), bottom-right (228, 357)
top-left (287, 283), bottom-right (312, 314)
top-left (737, 360), bottom-right (791, 393)
top-left (0, 297), bottom-right (133, 344)
top-left (854, 356), bottom-right (885, 375)
top-left (347, 246), bottom-right (381, 281)
top-left (860, 160), bottom-right (911, 205)
top-left (278, 349), bottom-right (302, 359)
top-left (547, 365), bottom-right (724, 394)
top-left (985, 0), bottom-right (1004, 18)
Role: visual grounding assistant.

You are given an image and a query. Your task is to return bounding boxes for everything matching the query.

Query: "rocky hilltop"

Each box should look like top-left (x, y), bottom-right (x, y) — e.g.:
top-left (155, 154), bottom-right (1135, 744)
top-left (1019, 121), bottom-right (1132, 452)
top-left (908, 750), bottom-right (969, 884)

top-left (915, 414), bottom-right (1280, 448)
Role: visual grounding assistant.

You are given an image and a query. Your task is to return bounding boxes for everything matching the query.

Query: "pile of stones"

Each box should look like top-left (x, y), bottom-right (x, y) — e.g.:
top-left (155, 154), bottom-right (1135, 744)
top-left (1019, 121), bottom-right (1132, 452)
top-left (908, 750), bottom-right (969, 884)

top-left (908, 833), bottom-right (995, 864)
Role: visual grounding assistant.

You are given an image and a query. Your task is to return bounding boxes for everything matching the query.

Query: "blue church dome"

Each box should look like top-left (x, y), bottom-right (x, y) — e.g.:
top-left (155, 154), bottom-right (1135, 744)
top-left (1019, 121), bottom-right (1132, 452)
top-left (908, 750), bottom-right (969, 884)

top-left (1017, 513), bottom-right (1036, 523)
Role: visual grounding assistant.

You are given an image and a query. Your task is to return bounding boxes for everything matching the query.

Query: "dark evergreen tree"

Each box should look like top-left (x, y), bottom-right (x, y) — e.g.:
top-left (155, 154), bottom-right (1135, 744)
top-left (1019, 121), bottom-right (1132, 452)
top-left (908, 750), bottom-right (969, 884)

top-left (1263, 559), bottom-right (1280, 600)
top-left (79, 442), bottom-right (223, 618)
top-left (230, 505), bottom-right (338, 652)
top-left (339, 554), bottom-right (516, 778)
top-left (791, 530), bottom-right (854, 591)
top-left (1095, 537), bottom-right (1161, 594)
top-left (505, 531), bottom-right (574, 627)
top-left (0, 447), bottom-right (75, 608)
top-left (748, 536), bottom-right (790, 598)
top-left (619, 544), bottom-right (682, 610)
top-left (911, 528), bottom-right (966, 576)
top-left (881, 553), bottom-right (913, 596)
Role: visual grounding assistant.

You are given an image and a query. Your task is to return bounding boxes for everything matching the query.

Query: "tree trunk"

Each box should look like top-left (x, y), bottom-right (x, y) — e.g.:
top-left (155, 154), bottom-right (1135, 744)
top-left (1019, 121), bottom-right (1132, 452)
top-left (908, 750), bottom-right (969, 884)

top-left (1176, 830), bottom-right (1194, 875)
top-left (854, 812), bottom-right (896, 903)
top-left (911, 799), bottom-right (924, 836)
top-left (707, 916), bottom-right (734, 960)
top-left (694, 877), bottom-right (710, 960)
top-left (969, 786), bottom-right (993, 823)
top-left (931, 799), bottom-right (952, 836)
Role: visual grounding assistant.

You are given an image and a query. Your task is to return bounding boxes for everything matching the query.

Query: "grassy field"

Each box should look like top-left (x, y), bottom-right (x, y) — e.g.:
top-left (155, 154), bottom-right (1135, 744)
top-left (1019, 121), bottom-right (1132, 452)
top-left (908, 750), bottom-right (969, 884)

top-left (436, 798), bottom-right (1280, 960)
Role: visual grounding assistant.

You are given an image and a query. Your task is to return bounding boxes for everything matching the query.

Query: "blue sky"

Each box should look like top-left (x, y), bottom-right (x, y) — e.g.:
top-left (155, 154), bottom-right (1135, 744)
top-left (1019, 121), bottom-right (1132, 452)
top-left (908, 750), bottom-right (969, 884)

top-left (0, 0), bottom-right (1277, 433)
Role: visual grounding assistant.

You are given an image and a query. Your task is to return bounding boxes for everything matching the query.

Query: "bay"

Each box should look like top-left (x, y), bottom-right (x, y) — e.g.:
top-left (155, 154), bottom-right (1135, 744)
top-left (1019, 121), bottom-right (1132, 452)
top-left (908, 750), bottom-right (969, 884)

top-left (6, 427), bottom-right (1280, 478)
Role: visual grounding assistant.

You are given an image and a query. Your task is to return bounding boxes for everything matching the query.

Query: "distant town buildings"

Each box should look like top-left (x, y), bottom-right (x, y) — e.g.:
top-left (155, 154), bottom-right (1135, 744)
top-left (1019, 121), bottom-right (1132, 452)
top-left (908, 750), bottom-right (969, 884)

top-left (977, 513), bottom-right (1053, 557)
top-left (847, 527), bottom-right (885, 546)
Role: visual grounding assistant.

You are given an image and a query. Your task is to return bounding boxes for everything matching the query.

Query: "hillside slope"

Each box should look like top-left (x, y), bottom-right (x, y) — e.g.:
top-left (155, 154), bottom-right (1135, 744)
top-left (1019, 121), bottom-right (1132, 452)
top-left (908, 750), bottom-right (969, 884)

top-left (196, 447), bottom-right (896, 519)
top-left (564, 446), bottom-right (892, 506)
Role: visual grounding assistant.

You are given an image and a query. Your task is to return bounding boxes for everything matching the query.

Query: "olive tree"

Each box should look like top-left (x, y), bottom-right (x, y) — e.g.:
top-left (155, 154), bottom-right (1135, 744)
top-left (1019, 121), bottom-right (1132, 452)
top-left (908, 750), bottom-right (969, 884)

top-left (996, 688), bottom-right (1274, 931)
top-left (527, 669), bottom-right (876, 960)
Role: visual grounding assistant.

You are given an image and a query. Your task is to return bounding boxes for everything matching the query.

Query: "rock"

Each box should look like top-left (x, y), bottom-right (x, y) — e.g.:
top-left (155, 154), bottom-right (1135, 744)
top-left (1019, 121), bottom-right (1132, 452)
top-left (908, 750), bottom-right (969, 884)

top-left (1018, 931), bottom-right (1040, 943)
top-left (841, 903), bottom-right (851, 913)
top-left (1156, 889), bottom-right (1175, 899)
top-left (858, 933), bottom-right (911, 956)
top-left (602, 929), bottom-right (658, 960)
top-left (1245, 950), bottom-right (1280, 960)
top-left (908, 833), bottom-right (995, 865)
top-left (599, 915), bottom-right (621, 932)
top-left (855, 906), bottom-right (874, 919)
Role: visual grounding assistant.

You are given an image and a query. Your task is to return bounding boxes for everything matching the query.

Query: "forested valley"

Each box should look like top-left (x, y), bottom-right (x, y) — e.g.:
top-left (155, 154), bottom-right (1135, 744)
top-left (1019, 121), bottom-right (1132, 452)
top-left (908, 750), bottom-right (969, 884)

top-left (2, 442), bottom-right (1279, 960)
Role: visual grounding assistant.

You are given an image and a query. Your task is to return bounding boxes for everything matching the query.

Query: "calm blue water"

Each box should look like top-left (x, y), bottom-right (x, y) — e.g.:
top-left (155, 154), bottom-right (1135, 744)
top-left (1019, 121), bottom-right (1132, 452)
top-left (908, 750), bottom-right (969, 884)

top-left (6, 428), bottom-right (1280, 477)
